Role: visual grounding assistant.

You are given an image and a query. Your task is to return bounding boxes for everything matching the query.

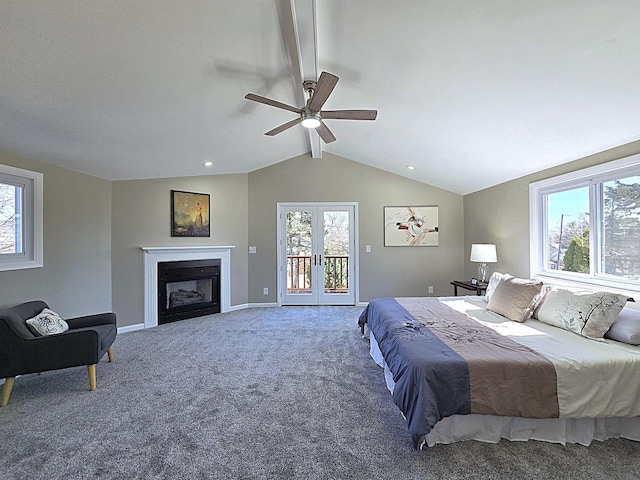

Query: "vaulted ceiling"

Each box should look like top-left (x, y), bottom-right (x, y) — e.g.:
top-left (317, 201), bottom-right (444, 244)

top-left (1, 1), bottom-right (639, 195)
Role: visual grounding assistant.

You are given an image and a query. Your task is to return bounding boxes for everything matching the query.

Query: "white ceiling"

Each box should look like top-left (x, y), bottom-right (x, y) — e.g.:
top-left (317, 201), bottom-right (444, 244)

top-left (1, 1), bottom-right (639, 195)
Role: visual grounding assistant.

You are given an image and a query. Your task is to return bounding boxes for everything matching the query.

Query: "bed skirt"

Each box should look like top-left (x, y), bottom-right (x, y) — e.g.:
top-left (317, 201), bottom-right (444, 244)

top-left (366, 327), bottom-right (640, 449)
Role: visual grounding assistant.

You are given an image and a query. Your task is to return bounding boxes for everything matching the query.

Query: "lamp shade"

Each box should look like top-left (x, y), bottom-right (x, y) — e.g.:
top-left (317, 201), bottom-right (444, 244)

top-left (470, 244), bottom-right (497, 263)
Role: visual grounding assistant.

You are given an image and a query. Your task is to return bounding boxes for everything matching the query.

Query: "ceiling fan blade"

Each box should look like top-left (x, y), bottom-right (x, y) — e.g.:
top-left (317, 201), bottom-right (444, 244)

top-left (315, 121), bottom-right (336, 144)
top-left (245, 93), bottom-right (301, 114)
top-left (308, 72), bottom-right (339, 112)
top-left (265, 118), bottom-right (301, 136)
top-left (321, 110), bottom-right (378, 121)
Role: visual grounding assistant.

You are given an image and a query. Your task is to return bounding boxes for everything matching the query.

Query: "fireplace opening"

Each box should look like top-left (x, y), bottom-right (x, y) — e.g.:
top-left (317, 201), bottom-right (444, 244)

top-left (158, 259), bottom-right (220, 324)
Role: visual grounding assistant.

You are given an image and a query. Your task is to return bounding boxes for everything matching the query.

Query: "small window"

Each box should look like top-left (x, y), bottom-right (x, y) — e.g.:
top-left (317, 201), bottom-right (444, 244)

top-left (0, 164), bottom-right (43, 271)
top-left (530, 154), bottom-right (640, 295)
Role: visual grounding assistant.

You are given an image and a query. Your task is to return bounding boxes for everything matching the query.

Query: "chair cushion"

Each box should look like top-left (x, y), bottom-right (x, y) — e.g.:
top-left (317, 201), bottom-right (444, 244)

top-left (26, 308), bottom-right (69, 336)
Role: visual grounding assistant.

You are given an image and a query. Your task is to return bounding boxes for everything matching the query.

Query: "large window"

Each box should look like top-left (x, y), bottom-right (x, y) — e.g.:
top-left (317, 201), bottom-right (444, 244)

top-left (530, 154), bottom-right (640, 295)
top-left (0, 164), bottom-right (43, 271)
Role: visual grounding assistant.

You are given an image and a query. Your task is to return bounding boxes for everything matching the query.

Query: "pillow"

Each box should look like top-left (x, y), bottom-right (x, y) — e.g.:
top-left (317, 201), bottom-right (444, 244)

top-left (26, 308), bottom-right (69, 336)
top-left (484, 272), bottom-right (504, 303)
top-left (486, 275), bottom-right (543, 322)
top-left (604, 306), bottom-right (640, 345)
top-left (530, 284), bottom-right (553, 319)
top-left (536, 289), bottom-right (625, 341)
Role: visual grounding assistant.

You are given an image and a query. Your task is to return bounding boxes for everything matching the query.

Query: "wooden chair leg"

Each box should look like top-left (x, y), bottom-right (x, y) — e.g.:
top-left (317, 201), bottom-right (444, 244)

top-left (107, 346), bottom-right (114, 362)
top-left (1, 377), bottom-right (15, 407)
top-left (87, 364), bottom-right (97, 391)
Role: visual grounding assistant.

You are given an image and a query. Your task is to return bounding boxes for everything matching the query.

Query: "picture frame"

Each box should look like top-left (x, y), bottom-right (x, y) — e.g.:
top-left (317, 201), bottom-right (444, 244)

top-left (171, 190), bottom-right (210, 237)
top-left (470, 277), bottom-right (478, 286)
top-left (384, 206), bottom-right (439, 247)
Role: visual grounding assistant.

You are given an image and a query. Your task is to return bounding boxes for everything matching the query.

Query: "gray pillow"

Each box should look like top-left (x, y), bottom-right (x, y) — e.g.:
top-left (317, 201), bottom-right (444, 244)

top-left (536, 289), bottom-right (625, 341)
top-left (605, 306), bottom-right (640, 345)
top-left (486, 275), bottom-right (543, 322)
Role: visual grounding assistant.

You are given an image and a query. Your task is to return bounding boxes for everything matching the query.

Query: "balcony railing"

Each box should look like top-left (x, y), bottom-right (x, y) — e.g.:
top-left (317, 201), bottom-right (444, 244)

top-left (287, 255), bottom-right (349, 292)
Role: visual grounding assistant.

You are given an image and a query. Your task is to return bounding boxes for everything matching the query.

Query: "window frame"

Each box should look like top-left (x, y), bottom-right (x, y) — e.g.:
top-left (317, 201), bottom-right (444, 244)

top-left (0, 164), bottom-right (43, 271)
top-left (529, 153), bottom-right (640, 296)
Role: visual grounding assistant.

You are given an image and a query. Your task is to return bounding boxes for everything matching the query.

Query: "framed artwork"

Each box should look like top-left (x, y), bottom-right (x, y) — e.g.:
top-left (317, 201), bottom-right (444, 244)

top-left (384, 206), bottom-right (439, 246)
top-left (171, 190), bottom-right (210, 237)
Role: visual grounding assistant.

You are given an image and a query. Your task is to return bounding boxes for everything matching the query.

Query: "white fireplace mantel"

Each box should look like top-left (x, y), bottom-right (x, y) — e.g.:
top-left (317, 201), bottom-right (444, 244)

top-left (141, 246), bottom-right (234, 328)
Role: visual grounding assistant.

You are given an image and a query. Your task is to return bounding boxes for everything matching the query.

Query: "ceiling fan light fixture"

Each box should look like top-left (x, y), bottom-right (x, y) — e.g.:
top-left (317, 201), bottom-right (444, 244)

top-left (301, 112), bottom-right (321, 129)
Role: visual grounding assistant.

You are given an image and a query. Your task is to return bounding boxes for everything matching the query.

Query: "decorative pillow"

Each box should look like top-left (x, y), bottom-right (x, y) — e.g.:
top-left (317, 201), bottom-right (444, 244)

top-left (484, 272), bottom-right (504, 303)
top-left (530, 284), bottom-right (553, 319)
top-left (536, 289), bottom-right (625, 341)
top-left (486, 275), bottom-right (543, 322)
top-left (604, 306), bottom-right (640, 345)
top-left (26, 308), bottom-right (69, 336)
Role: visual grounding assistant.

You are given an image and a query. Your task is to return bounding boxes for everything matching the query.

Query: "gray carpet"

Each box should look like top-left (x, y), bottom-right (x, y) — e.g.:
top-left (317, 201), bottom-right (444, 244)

top-left (1, 306), bottom-right (639, 480)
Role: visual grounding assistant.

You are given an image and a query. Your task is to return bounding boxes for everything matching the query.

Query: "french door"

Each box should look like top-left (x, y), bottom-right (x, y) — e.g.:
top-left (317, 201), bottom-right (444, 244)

top-left (278, 203), bottom-right (357, 305)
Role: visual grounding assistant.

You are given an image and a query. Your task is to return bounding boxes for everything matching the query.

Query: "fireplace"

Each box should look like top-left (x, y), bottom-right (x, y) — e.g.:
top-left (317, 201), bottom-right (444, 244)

top-left (142, 246), bottom-right (233, 329)
top-left (157, 259), bottom-right (220, 324)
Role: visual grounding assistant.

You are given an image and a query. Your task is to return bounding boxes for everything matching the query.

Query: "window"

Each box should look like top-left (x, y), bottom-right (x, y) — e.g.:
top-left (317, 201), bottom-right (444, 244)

top-left (0, 164), bottom-right (43, 271)
top-left (530, 154), bottom-right (640, 295)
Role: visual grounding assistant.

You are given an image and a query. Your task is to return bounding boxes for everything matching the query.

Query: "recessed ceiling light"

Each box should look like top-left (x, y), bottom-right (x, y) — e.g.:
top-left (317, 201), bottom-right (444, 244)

top-left (202, 161), bottom-right (214, 167)
top-left (406, 165), bottom-right (416, 170)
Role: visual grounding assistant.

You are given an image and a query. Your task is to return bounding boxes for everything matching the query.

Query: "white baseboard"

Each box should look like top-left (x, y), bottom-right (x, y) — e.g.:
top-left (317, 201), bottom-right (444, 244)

top-left (117, 323), bottom-right (145, 334)
top-left (246, 302), bottom-right (278, 308)
top-left (227, 303), bottom-right (248, 311)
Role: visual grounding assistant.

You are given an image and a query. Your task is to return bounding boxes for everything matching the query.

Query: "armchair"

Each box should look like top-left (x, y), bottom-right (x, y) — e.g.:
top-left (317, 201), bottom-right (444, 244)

top-left (0, 300), bottom-right (117, 407)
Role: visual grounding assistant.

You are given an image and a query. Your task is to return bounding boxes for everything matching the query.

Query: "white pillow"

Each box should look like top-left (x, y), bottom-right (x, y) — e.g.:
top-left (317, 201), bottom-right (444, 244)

top-left (26, 308), bottom-right (69, 336)
top-left (484, 272), bottom-right (505, 303)
top-left (605, 306), bottom-right (640, 345)
top-left (536, 289), bottom-right (625, 341)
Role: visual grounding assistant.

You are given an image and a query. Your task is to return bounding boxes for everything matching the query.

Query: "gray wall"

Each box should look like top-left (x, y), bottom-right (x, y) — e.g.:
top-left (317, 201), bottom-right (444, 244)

top-left (248, 152), bottom-right (464, 303)
top-left (111, 174), bottom-right (248, 327)
top-left (17, 137), bottom-right (633, 324)
top-left (0, 151), bottom-right (112, 316)
top-left (464, 140), bottom-right (640, 279)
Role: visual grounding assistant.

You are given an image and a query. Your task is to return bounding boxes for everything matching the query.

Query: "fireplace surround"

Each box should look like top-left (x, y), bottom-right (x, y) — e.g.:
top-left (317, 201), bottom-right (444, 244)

top-left (142, 246), bottom-right (233, 328)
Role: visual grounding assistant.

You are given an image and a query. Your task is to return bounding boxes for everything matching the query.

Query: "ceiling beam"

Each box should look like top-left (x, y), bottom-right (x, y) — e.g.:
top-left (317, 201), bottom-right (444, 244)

top-left (289, 0), bottom-right (322, 158)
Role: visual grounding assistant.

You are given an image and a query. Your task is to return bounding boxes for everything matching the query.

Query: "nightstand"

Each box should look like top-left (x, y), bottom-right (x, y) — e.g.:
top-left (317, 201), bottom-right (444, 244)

top-left (450, 280), bottom-right (487, 296)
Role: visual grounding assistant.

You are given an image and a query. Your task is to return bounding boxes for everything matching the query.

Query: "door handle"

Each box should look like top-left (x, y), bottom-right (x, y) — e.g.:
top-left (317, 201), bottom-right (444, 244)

top-left (318, 254), bottom-right (322, 265)
top-left (313, 254), bottom-right (317, 266)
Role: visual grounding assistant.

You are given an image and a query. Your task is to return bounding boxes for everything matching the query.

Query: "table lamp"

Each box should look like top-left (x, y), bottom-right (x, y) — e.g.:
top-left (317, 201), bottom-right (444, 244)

top-left (470, 244), bottom-right (497, 284)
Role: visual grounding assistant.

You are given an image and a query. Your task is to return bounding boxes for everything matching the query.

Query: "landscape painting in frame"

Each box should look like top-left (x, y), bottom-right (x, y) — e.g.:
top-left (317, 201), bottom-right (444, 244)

top-left (384, 206), bottom-right (439, 246)
top-left (171, 190), bottom-right (210, 237)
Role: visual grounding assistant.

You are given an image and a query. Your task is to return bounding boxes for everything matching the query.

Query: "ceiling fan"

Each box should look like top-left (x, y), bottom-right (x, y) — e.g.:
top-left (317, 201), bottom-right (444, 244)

top-left (244, 71), bottom-right (377, 144)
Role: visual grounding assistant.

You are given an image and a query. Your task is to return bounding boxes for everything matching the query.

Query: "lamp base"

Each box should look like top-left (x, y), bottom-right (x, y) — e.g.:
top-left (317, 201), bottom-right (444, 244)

top-left (478, 263), bottom-right (491, 284)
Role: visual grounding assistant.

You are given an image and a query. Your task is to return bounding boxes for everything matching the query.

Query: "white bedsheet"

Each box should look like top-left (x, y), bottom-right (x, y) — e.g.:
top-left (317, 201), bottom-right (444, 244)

top-left (365, 296), bottom-right (640, 447)
top-left (439, 296), bottom-right (640, 418)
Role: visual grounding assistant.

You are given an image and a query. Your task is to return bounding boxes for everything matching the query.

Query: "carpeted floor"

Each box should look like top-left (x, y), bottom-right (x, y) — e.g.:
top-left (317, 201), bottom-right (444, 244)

top-left (1, 306), bottom-right (639, 480)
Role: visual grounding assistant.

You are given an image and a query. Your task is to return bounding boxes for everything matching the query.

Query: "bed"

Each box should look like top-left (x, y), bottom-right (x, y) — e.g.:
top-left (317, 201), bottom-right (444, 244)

top-left (358, 290), bottom-right (640, 449)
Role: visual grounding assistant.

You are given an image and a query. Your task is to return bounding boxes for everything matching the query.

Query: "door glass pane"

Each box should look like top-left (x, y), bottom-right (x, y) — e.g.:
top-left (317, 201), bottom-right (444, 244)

top-left (601, 175), bottom-right (640, 280)
top-left (545, 187), bottom-right (589, 272)
top-left (323, 211), bottom-right (349, 294)
top-left (0, 182), bottom-right (23, 255)
top-left (286, 211), bottom-right (312, 294)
